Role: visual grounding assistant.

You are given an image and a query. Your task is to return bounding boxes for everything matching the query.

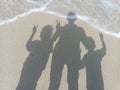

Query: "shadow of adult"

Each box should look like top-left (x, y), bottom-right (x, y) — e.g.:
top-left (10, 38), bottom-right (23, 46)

top-left (80, 33), bottom-right (106, 90)
top-left (16, 25), bottom-right (53, 90)
top-left (48, 12), bottom-right (88, 90)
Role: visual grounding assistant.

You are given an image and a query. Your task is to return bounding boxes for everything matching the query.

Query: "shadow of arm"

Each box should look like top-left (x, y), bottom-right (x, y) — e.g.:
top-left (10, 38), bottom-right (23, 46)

top-left (26, 25), bottom-right (38, 51)
top-left (79, 56), bottom-right (86, 69)
top-left (99, 32), bottom-right (106, 51)
top-left (51, 20), bottom-right (62, 41)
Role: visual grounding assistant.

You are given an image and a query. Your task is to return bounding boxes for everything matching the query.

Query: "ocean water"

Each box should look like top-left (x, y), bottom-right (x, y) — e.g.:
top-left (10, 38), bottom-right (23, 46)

top-left (0, 0), bottom-right (120, 37)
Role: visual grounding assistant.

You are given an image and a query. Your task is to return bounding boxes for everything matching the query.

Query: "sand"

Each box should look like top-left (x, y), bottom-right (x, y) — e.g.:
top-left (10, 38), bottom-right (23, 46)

top-left (0, 12), bottom-right (120, 90)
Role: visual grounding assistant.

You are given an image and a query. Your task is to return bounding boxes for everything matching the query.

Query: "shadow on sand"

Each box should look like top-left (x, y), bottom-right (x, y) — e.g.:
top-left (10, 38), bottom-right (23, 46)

top-left (16, 12), bottom-right (106, 90)
top-left (16, 25), bottom-right (53, 90)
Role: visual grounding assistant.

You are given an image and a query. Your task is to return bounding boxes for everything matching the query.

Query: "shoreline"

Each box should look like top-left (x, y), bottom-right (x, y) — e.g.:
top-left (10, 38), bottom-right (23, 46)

top-left (0, 11), bottom-right (120, 38)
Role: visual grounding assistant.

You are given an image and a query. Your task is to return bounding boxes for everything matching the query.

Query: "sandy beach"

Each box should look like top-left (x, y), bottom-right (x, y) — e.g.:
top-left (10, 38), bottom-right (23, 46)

top-left (0, 12), bottom-right (120, 90)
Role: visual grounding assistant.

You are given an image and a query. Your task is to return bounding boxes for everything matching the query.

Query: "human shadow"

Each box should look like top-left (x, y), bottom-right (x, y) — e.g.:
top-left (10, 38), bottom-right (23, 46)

top-left (16, 25), bottom-right (53, 90)
top-left (80, 33), bottom-right (106, 90)
top-left (48, 12), bottom-right (88, 90)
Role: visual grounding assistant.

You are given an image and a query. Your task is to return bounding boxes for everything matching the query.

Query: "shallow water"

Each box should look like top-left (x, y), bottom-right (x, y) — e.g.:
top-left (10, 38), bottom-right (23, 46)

top-left (0, 0), bottom-right (120, 37)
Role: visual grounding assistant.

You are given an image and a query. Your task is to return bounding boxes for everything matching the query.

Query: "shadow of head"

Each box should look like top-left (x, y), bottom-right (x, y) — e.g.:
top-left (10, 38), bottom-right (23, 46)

top-left (40, 25), bottom-right (53, 40)
top-left (67, 12), bottom-right (77, 23)
top-left (85, 37), bottom-right (96, 51)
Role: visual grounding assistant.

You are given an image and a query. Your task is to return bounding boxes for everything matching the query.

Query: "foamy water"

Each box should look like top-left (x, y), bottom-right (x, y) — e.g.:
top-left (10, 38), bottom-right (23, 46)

top-left (0, 0), bottom-right (120, 37)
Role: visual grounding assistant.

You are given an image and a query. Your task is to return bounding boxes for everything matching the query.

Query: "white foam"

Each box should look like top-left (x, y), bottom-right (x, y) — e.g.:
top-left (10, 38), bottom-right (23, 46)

top-left (0, 0), bottom-right (53, 26)
top-left (77, 14), bottom-right (120, 38)
top-left (86, 22), bottom-right (120, 38)
top-left (0, 8), bottom-right (44, 25)
top-left (26, 0), bottom-right (39, 4)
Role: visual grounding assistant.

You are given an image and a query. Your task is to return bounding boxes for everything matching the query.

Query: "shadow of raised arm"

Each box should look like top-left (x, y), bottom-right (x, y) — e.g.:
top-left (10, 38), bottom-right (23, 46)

top-left (26, 25), bottom-right (38, 51)
top-left (99, 32), bottom-right (106, 50)
top-left (51, 20), bottom-right (62, 42)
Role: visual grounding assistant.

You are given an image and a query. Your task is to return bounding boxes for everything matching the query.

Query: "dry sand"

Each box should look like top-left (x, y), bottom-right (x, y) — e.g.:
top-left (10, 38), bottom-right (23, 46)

top-left (0, 12), bottom-right (120, 90)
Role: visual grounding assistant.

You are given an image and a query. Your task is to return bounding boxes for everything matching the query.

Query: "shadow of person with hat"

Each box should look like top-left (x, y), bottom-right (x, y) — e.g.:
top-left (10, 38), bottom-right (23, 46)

top-left (48, 12), bottom-right (88, 90)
